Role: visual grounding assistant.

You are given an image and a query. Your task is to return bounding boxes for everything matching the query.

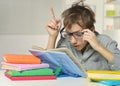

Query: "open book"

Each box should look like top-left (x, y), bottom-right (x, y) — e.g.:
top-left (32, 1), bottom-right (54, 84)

top-left (29, 45), bottom-right (87, 77)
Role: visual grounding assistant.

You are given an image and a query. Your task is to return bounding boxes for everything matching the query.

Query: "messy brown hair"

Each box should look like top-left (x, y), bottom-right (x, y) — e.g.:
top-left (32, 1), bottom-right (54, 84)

top-left (62, 2), bottom-right (96, 30)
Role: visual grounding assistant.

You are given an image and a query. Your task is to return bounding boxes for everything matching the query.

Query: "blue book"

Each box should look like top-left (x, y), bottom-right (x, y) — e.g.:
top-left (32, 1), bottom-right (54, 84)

top-left (98, 80), bottom-right (120, 86)
top-left (29, 47), bottom-right (87, 77)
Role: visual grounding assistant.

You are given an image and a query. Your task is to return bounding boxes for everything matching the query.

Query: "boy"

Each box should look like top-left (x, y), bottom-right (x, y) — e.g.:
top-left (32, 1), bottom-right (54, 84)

top-left (45, 2), bottom-right (120, 70)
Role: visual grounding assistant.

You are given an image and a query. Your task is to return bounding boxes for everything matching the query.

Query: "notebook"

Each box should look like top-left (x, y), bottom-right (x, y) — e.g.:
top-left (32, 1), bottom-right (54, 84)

top-left (3, 54), bottom-right (41, 64)
top-left (5, 73), bottom-right (56, 81)
top-left (87, 70), bottom-right (120, 81)
top-left (1, 62), bottom-right (49, 71)
top-left (5, 68), bottom-right (54, 76)
top-left (29, 47), bottom-right (87, 77)
top-left (98, 80), bottom-right (120, 86)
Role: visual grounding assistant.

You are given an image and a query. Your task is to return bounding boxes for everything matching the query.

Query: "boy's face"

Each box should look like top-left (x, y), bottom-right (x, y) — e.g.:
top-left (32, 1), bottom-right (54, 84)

top-left (66, 24), bottom-right (88, 51)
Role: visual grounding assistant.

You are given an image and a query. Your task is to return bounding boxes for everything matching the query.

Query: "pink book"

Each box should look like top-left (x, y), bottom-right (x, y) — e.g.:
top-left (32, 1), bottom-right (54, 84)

top-left (5, 74), bottom-right (56, 81)
top-left (1, 62), bottom-right (49, 71)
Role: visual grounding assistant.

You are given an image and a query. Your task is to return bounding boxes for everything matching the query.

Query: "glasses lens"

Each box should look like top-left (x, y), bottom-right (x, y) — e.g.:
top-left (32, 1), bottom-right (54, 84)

top-left (74, 32), bottom-right (84, 36)
top-left (61, 30), bottom-right (84, 40)
top-left (67, 31), bottom-right (84, 40)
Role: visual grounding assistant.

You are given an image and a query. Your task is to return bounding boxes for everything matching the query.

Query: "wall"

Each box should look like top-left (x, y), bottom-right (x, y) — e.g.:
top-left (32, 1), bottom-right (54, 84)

top-left (0, 0), bottom-right (63, 35)
top-left (0, 34), bottom-right (49, 65)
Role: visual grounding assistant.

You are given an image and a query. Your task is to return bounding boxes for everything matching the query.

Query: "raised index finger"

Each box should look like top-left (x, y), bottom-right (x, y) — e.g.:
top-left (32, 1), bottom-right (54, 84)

top-left (50, 7), bottom-right (55, 18)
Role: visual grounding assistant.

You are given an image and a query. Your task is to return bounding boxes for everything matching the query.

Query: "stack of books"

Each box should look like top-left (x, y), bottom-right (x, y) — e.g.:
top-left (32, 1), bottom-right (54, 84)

top-left (1, 54), bottom-right (56, 81)
top-left (87, 70), bottom-right (120, 86)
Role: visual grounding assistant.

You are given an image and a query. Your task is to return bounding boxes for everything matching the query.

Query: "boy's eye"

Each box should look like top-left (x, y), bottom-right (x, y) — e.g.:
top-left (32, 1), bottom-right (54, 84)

top-left (75, 32), bottom-right (84, 36)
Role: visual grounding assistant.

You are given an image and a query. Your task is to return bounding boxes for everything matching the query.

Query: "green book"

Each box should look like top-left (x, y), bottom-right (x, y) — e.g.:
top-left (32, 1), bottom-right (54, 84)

top-left (6, 68), bottom-right (54, 76)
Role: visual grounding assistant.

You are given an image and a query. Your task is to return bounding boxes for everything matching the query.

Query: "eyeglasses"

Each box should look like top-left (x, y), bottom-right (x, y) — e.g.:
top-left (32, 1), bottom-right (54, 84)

top-left (61, 30), bottom-right (84, 40)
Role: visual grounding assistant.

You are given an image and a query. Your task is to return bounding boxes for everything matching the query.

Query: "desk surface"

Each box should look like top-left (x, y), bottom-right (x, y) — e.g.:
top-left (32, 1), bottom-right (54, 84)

top-left (0, 70), bottom-right (105, 86)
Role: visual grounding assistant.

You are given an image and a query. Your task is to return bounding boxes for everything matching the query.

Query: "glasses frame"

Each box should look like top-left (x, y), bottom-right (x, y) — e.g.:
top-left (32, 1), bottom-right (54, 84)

top-left (60, 28), bottom-right (84, 40)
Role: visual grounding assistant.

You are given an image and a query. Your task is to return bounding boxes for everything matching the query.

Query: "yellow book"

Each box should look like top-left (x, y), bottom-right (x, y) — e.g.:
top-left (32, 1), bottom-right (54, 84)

top-left (87, 70), bottom-right (120, 81)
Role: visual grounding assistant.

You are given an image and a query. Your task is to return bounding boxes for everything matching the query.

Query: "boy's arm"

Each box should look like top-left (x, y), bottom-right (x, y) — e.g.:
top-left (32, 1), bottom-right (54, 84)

top-left (45, 8), bottom-right (61, 50)
top-left (46, 35), bottom-right (58, 49)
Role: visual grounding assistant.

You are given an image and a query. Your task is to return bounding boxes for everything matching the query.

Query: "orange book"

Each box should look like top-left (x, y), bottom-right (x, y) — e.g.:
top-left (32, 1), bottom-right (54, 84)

top-left (3, 54), bottom-right (41, 64)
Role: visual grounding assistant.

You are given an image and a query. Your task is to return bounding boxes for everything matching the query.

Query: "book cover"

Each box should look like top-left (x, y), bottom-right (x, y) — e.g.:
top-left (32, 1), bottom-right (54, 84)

top-left (5, 73), bottom-right (56, 81)
top-left (98, 80), bottom-right (120, 86)
top-left (87, 70), bottom-right (120, 81)
top-left (29, 47), bottom-right (87, 77)
top-left (5, 68), bottom-right (55, 76)
top-left (1, 62), bottom-right (49, 71)
top-left (3, 54), bottom-right (41, 64)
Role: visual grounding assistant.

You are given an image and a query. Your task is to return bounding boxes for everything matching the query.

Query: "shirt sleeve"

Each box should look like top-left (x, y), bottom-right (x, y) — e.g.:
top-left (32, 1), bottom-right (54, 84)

top-left (106, 40), bottom-right (120, 70)
top-left (98, 34), bottom-right (120, 70)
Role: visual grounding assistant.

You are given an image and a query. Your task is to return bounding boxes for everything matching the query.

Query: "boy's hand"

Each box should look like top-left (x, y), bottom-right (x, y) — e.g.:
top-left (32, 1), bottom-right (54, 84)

top-left (46, 7), bottom-right (61, 37)
top-left (82, 29), bottom-right (101, 51)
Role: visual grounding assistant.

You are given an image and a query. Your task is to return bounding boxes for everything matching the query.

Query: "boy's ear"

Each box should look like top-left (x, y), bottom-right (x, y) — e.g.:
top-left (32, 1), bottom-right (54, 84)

top-left (90, 25), bottom-right (95, 32)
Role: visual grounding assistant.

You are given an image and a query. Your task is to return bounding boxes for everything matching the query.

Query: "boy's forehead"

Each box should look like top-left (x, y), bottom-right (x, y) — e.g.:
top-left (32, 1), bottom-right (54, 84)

top-left (66, 23), bottom-right (83, 31)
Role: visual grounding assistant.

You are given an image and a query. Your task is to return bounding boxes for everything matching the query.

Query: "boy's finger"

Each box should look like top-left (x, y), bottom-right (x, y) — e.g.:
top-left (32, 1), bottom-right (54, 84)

top-left (50, 7), bottom-right (55, 18)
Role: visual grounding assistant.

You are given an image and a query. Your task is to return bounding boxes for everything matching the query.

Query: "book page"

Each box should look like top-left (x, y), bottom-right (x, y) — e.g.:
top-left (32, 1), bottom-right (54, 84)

top-left (48, 48), bottom-right (87, 75)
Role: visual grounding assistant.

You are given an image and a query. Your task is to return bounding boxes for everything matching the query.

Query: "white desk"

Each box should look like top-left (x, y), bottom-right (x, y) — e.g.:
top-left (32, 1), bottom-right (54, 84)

top-left (0, 70), bottom-right (105, 86)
